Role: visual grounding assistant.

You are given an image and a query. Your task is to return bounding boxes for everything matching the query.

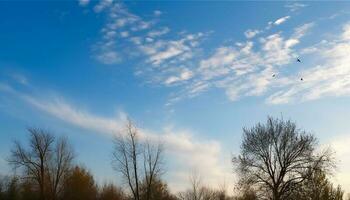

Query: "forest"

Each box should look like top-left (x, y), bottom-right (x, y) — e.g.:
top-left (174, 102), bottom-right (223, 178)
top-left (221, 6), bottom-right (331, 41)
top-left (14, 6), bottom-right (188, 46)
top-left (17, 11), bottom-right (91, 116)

top-left (0, 117), bottom-right (348, 200)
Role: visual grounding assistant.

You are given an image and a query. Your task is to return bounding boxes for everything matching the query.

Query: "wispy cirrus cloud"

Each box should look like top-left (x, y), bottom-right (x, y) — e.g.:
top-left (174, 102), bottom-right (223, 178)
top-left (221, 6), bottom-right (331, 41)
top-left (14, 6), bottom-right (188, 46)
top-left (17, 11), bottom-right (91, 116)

top-left (91, 0), bottom-right (207, 83)
top-left (0, 83), bottom-right (233, 192)
top-left (94, 2), bottom-right (151, 64)
top-left (243, 15), bottom-right (293, 39)
top-left (138, 32), bottom-right (204, 66)
top-left (26, 96), bottom-right (128, 135)
top-left (84, 1), bottom-right (350, 107)
top-left (267, 23), bottom-right (350, 104)
top-left (274, 16), bottom-right (290, 25)
top-left (164, 68), bottom-right (193, 85)
top-left (93, 0), bottom-right (113, 13)
top-left (147, 27), bottom-right (170, 38)
top-left (83, 0), bottom-right (209, 90)
top-left (78, 0), bottom-right (90, 7)
top-left (166, 17), bottom-right (350, 106)
top-left (285, 2), bottom-right (307, 12)
top-left (244, 29), bottom-right (260, 39)
top-left (167, 22), bottom-right (312, 104)
top-left (96, 51), bottom-right (120, 65)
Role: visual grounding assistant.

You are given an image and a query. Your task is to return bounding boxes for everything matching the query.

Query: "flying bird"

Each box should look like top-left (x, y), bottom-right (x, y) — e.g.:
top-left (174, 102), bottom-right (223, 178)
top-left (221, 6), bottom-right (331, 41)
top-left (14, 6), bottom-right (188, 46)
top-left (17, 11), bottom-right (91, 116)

top-left (272, 74), bottom-right (276, 77)
top-left (300, 78), bottom-right (303, 81)
top-left (297, 58), bottom-right (301, 63)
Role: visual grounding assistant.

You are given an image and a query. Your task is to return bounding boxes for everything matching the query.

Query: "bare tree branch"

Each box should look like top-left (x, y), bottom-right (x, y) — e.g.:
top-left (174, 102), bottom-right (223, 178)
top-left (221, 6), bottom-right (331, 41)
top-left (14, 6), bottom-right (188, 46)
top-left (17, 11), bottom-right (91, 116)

top-left (233, 117), bottom-right (334, 200)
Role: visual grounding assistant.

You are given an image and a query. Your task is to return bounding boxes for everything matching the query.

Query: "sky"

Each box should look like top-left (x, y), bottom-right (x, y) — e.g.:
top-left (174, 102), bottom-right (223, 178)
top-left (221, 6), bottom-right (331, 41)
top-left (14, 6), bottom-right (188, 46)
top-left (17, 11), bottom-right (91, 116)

top-left (1, 0), bottom-right (350, 194)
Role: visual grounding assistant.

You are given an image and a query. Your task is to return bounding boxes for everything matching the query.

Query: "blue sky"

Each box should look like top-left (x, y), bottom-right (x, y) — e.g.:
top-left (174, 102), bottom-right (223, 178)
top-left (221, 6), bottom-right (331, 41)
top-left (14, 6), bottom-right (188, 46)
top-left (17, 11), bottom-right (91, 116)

top-left (1, 0), bottom-right (350, 194)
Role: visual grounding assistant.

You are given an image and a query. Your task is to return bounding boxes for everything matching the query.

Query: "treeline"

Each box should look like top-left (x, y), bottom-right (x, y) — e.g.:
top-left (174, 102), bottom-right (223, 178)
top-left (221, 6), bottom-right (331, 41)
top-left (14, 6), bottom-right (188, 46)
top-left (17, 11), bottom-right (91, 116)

top-left (0, 117), bottom-right (349, 200)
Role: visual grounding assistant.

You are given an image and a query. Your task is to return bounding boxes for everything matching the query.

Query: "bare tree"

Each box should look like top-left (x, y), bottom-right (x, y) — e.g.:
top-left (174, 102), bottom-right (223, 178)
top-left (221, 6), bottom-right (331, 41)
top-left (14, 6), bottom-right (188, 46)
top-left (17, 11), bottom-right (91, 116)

top-left (189, 172), bottom-right (204, 200)
top-left (233, 117), bottom-right (334, 200)
top-left (217, 180), bottom-right (228, 200)
top-left (8, 128), bottom-right (74, 200)
top-left (8, 128), bottom-right (54, 200)
top-left (113, 120), bottom-right (141, 200)
top-left (112, 119), bottom-right (163, 200)
top-left (178, 186), bottom-right (220, 200)
top-left (234, 188), bottom-right (257, 200)
top-left (143, 141), bottom-right (163, 200)
top-left (178, 172), bottom-right (220, 200)
top-left (48, 137), bottom-right (74, 200)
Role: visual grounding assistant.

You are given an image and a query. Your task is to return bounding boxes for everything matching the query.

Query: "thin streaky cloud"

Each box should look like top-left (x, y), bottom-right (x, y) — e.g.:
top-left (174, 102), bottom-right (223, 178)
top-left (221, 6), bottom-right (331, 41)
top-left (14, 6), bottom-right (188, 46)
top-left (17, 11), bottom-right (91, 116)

top-left (0, 84), bottom-right (234, 193)
top-left (274, 16), bottom-right (291, 25)
top-left (244, 29), bottom-right (260, 39)
top-left (285, 2), bottom-right (307, 12)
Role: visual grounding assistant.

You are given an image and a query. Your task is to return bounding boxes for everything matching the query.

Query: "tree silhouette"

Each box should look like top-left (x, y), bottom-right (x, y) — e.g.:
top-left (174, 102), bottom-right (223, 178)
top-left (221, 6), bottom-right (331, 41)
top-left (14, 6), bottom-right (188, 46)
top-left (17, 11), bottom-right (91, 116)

top-left (8, 128), bottom-right (74, 200)
top-left (112, 119), bottom-right (163, 200)
top-left (233, 117), bottom-right (334, 200)
top-left (8, 128), bottom-right (54, 200)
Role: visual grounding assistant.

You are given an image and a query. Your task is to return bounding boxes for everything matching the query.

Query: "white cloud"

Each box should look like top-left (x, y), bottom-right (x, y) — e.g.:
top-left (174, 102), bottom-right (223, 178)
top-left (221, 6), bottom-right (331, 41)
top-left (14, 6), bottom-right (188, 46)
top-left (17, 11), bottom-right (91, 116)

top-left (88, 2), bottom-right (347, 106)
top-left (293, 23), bottom-right (315, 39)
top-left (285, 3), bottom-right (307, 12)
top-left (79, 0), bottom-right (90, 6)
top-left (165, 68), bottom-right (193, 85)
top-left (94, 0), bottom-right (113, 13)
top-left (160, 127), bottom-right (233, 192)
top-left (329, 135), bottom-right (350, 193)
top-left (148, 42), bottom-right (187, 65)
top-left (96, 51), bottom-right (120, 64)
top-left (120, 31), bottom-right (129, 38)
top-left (342, 23), bottom-right (350, 40)
top-left (274, 16), bottom-right (290, 25)
top-left (104, 30), bottom-right (116, 39)
top-left (129, 37), bottom-right (142, 45)
top-left (0, 85), bottom-right (233, 193)
top-left (244, 29), bottom-right (260, 39)
top-left (167, 24), bottom-right (309, 103)
top-left (131, 21), bottom-right (152, 32)
top-left (93, 2), bottom-right (154, 64)
top-left (199, 47), bottom-right (237, 80)
top-left (265, 21), bottom-right (274, 30)
top-left (139, 33), bottom-right (204, 66)
top-left (285, 38), bottom-right (299, 48)
top-left (245, 16), bottom-right (296, 39)
top-left (219, 66), bottom-right (275, 101)
top-left (25, 96), bottom-right (127, 135)
top-left (91, 1), bottom-right (205, 70)
top-left (147, 27), bottom-right (170, 38)
top-left (154, 10), bottom-right (162, 16)
top-left (267, 22), bottom-right (350, 104)
top-left (261, 33), bottom-right (295, 65)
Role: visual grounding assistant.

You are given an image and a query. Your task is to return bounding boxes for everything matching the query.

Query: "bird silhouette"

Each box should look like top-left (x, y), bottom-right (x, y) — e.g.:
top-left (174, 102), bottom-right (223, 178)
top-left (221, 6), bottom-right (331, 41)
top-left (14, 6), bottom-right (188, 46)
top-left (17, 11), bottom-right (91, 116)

top-left (272, 74), bottom-right (276, 77)
top-left (300, 78), bottom-right (303, 81)
top-left (297, 58), bottom-right (301, 63)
